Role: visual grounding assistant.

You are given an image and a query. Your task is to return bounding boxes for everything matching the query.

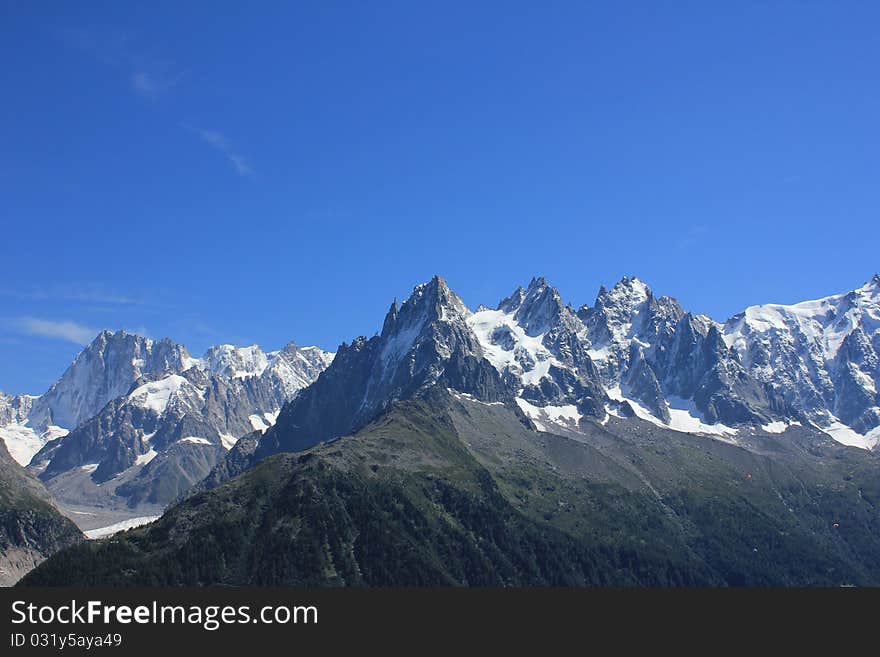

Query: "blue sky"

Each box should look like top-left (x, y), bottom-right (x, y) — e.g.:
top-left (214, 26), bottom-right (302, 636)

top-left (2, 2), bottom-right (879, 394)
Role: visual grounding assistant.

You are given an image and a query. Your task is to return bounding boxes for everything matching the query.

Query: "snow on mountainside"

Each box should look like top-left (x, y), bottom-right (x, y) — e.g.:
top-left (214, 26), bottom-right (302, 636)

top-left (469, 307), bottom-right (557, 386)
top-left (577, 276), bottom-right (688, 382)
top-left (467, 275), bottom-right (880, 449)
top-left (0, 333), bottom-right (333, 528)
top-left (0, 331), bottom-right (192, 466)
top-left (468, 277), bottom-right (605, 420)
top-left (298, 274), bottom-right (877, 453)
top-left (723, 275), bottom-right (880, 448)
top-left (0, 392), bottom-right (69, 467)
top-left (0, 331), bottom-right (333, 468)
top-left (196, 273), bottom-right (880, 503)
top-left (202, 344), bottom-right (270, 379)
top-left (35, 330), bottom-right (194, 429)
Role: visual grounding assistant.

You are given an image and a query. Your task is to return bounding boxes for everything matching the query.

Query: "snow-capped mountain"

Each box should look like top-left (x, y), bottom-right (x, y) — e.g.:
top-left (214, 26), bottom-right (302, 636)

top-left (0, 393), bottom-right (63, 466)
top-left (250, 276), bottom-right (508, 463)
top-left (0, 332), bottom-right (193, 466)
top-left (0, 331), bottom-right (332, 525)
top-left (497, 274), bottom-right (878, 446)
top-left (0, 331), bottom-right (332, 468)
top-left (577, 275), bottom-right (686, 383)
top-left (215, 274), bottom-right (880, 488)
top-left (575, 276), bottom-right (787, 430)
top-left (723, 274), bottom-right (880, 448)
top-left (5, 274), bottom-right (880, 531)
top-left (202, 342), bottom-right (332, 394)
top-left (468, 277), bottom-right (606, 420)
top-left (34, 331), bottom-right (195, 430)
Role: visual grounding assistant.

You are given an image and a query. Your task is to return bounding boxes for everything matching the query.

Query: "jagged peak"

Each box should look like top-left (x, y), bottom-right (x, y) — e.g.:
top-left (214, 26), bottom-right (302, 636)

top-left (381, 298), bottom-right (400, 337)
top-left (349, 336), bottom-right (371, 350)
top-left (83, 329), bottom-right (191, 357)
top-left (374, 277), bottom-right (473, 362)
top-left (78, 329), bottom-right (154, 359)
top-left (400, 276), bottom-right (470, 322)
top-left (91, 328), bottom-right (136, 344)
top-left (585, 276), bottom-right (653, 317)
top-left (527, 276), bottom-right (561, 298)
top-left (503, 277), bottom-right (570, 336)
top-left (411, 274), bottom-right (449, 296)
top-left (497, 286), bottom-right (526, 313)
top-left (609, 275), bottom-right (651, 298)
top-left (278, 340), bottom-right (301, 353)
top-left (497, 276), bottom-right (566, 315)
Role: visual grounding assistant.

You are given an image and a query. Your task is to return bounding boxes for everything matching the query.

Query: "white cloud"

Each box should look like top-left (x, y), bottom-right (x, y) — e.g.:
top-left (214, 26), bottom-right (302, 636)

top-left (0, 283), bottom-right (142, 306)
top-left (12, 318), bottom-right (98, 345)
top-left (131, 71), bottom-right (163, 99)
top-left (59, 26), bottom-right (180, 100)
top-left (199, 130), bottom-right (253, 177)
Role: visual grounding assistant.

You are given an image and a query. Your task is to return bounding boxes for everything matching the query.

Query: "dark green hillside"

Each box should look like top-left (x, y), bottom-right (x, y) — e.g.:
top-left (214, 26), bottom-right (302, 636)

top-left (0, 442), bottom-right (83, 585)
top-left (21, 394), bottom-right (880, 586)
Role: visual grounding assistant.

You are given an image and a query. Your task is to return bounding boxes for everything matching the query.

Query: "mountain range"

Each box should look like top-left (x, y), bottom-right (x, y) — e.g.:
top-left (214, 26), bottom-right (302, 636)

top-left (5, 273), bottom-right (880, 586)
top-left (0, 333), bottom-right (332, 534)
top-left (207, 273), bottom-right (880, 490)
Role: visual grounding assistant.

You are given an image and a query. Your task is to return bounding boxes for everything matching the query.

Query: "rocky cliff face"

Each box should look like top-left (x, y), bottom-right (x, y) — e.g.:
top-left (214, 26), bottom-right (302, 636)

top-left (0, 440), bottom-right (82, 586)
top-left (252, 277), bottom-right (509, 463)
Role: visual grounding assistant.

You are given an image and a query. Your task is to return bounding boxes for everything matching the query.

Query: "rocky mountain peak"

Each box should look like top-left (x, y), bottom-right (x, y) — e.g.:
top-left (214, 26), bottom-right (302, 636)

top-left (245, 278), bottom-right (509, 466)
top-left (381, 277), bottom-right (471, 345)
top-left (578, 276), bottom-right (656, 351)
top-left (497, 286), bottom-right (526, 314)
top-left (277, 340), bottom-right (301, 355)
top-left (31, 330), bottom-right (193, 430)
top-left (414, 275), bottom-right (470, 318)
top-left (857, 274), bottom-right (880, 300)
top-left (600, 275), bottom-right (651, 310)
top-left (202, 344), bottom-right (269, 379)
top-left (509, 277), bottom-right (570, 337)
top-left (381, 299), bottom-right (400, 336)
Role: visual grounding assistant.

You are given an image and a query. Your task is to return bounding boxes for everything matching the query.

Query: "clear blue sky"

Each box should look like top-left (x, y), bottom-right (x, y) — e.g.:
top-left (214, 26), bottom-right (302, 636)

top-left (2, 2), bottom-right (879, 394)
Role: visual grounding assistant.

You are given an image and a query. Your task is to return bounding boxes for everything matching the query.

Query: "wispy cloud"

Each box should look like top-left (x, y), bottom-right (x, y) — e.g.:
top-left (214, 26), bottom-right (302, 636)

top-left (11, 318), bottom-right (99, 345)
top-left (198, 130), bottom-right (254, 177)
top-left (0, 283), bottom-right (146, 306)
top-left (675, 224), bottom-right (710, 250)
top-left (57, 26), bottom-right (182, 100)
top-left (131, 71), bottom-right (166, 99)
top-left (58, 26), bottom-right (254, 178)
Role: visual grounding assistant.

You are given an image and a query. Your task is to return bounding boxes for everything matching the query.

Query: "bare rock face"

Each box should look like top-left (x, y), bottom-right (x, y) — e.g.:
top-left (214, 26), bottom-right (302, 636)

top-left (252, 276), bottom-right (510, 463)
top-left (0, 440), bottom-right (82, 586)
